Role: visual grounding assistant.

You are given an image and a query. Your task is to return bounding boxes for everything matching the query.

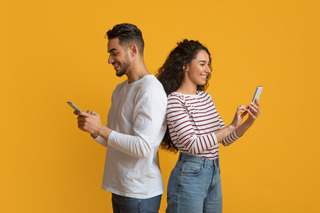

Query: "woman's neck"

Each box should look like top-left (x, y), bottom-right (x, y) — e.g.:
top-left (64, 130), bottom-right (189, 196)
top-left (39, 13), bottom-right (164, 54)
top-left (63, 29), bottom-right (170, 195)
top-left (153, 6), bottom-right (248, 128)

top-left (176, 81), bottom-right (197, 95)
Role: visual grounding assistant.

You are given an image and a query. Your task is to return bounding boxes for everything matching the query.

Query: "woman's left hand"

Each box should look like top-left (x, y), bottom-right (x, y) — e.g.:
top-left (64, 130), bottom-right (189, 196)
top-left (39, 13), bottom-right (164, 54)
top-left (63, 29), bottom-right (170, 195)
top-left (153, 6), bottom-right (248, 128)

top-left (246, 98), bottom-right (261, 124)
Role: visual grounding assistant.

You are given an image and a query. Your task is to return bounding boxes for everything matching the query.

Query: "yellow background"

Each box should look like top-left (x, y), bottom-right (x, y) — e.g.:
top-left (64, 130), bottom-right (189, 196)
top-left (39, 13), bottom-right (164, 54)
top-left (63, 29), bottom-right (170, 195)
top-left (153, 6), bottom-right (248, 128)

top-left (2, 0), bottom-right (320, 212)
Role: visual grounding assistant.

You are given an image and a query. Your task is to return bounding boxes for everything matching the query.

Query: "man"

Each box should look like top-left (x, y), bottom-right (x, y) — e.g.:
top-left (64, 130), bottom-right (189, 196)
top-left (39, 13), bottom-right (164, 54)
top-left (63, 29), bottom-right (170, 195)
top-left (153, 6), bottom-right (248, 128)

top-left (75, 23), bottom-right (167, 213)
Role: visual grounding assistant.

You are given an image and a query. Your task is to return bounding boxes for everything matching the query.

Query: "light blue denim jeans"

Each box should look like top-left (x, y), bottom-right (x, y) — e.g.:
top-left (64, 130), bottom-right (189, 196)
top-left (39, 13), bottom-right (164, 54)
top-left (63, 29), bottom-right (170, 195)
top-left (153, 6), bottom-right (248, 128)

top-left (112, 193), bottom-right (161, 213)
top-left (166, 153), bottom-right (222, 213)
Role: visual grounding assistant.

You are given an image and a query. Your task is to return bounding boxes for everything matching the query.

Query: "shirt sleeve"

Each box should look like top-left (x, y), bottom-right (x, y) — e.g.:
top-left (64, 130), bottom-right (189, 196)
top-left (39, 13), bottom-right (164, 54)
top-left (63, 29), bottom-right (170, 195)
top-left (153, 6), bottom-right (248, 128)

top-left (91, 87), bottom-right (119, 148)
top-left (107, 87), bottom-right (167, 159)
top-left (92, 135), bottom-right (108, 147)
top-left (166, 97), bottom-right (219, 155)
top-left (217, 111), bottom-right (240, 146)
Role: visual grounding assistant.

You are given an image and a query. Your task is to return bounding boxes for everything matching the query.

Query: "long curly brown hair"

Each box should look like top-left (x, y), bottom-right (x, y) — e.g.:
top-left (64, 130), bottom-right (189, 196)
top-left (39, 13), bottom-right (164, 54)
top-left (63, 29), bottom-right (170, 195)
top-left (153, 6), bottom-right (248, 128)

top-left (156, 39), bottom-right (212, 152)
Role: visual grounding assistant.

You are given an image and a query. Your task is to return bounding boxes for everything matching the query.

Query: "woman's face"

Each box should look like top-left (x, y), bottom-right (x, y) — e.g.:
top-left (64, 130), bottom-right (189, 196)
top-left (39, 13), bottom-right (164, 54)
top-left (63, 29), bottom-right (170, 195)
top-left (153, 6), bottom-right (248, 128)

top-left (184, 50), bottom-right (211, 86)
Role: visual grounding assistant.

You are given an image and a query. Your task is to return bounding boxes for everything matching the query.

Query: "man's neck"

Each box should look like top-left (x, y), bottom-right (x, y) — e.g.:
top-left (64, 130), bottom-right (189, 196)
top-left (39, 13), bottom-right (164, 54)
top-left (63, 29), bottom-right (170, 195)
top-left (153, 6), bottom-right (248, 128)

top-left (126, 62), bottom-right (150, 83)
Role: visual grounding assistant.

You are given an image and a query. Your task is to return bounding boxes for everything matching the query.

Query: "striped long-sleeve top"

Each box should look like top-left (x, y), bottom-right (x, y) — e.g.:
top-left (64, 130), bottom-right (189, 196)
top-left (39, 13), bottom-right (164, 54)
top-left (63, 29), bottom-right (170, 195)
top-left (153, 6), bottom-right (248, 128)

top-left (166, 91), bottom-right (240, 159)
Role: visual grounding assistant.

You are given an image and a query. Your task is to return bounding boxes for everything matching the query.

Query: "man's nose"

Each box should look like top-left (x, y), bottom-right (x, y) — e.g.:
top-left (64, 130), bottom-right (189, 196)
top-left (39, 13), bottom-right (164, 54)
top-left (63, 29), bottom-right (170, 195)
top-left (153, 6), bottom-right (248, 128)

top-left (108, 55), bottom-right (114, 64)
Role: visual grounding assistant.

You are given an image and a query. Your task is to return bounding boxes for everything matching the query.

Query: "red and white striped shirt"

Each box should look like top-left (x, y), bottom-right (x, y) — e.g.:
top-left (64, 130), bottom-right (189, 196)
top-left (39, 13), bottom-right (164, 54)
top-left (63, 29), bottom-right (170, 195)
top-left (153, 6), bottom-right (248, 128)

top-left (166, 91), bottom-right (240, 159)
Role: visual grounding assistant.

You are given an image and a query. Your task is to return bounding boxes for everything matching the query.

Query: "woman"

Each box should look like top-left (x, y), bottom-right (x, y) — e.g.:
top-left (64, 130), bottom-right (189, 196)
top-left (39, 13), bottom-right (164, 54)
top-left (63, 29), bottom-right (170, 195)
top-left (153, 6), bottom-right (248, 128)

top-left (157, 39), bottom-right (261, 213)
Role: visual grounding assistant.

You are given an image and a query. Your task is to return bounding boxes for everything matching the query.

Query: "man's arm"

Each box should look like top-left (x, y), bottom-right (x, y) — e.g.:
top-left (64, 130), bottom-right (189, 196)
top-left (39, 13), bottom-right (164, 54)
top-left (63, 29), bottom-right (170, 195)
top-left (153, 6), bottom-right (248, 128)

top-left (104, 88), bottom-right (167, 158)
top-left (76, 88), bottom-right (167, 158)
top-left (76, 110), bottom-right (112, 140)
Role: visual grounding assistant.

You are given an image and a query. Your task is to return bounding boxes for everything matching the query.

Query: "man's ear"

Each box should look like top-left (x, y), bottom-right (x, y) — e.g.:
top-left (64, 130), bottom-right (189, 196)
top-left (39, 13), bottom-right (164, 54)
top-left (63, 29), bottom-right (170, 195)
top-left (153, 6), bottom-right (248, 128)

top-left (129, 44), bottom-right (138, 56)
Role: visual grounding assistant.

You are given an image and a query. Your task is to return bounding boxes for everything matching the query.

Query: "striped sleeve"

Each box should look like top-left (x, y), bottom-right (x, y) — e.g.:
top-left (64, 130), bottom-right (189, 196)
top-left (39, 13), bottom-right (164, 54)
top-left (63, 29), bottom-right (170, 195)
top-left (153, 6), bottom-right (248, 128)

top-left (217, 110), bottom-right (240, 146)
top-left (166, 97), bottom-right (219, 155)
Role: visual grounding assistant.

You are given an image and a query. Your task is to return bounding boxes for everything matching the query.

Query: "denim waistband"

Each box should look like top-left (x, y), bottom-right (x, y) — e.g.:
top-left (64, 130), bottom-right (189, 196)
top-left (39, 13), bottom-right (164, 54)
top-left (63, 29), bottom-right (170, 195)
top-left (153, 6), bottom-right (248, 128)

top-left (178, 152), bottom-right (219, 167)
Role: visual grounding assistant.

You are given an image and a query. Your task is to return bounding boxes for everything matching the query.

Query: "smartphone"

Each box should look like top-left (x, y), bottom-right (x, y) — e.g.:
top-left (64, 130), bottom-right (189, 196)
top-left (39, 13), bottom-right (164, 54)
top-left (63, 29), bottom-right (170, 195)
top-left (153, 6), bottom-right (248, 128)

top-left (252, 86), bottom-right (263, 104)
top-left (67, 101), bottom-right (82, 112)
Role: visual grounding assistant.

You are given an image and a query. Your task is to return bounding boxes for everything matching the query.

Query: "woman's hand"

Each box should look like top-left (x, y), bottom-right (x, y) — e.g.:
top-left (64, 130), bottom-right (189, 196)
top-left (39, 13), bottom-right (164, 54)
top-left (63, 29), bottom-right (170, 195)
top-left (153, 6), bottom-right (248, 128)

top-left (230, 105), bottom-right (248, 129)
top-left (246, 98), bottom-right (261, 125)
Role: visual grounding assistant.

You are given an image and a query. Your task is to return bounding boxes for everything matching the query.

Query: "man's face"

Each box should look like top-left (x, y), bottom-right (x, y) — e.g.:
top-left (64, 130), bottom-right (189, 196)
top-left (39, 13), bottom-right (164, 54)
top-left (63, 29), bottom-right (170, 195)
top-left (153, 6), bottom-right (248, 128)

top-left (107, 38), bottom-right (131, 77)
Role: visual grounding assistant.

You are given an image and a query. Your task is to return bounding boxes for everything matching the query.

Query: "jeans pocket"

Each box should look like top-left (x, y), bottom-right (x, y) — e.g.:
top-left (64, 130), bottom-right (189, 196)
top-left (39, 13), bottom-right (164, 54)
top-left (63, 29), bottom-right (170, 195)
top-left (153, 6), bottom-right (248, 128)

top-left (180, 161), bottom-right (204, 176)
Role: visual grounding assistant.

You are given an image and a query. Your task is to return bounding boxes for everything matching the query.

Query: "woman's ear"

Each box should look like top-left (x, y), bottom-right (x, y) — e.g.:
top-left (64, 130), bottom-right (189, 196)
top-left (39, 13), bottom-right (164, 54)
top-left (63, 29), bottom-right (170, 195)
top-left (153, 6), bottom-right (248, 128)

top-left (183, 64), bottom-right (189, 72)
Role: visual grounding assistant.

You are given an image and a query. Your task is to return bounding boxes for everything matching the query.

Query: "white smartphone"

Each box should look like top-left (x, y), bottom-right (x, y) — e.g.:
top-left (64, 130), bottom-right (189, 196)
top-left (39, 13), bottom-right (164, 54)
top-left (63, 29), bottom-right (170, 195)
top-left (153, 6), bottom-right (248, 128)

top-left (67, 101), bottom-right (82, 112)
top-left (252, 86), bottom-right (263, 104)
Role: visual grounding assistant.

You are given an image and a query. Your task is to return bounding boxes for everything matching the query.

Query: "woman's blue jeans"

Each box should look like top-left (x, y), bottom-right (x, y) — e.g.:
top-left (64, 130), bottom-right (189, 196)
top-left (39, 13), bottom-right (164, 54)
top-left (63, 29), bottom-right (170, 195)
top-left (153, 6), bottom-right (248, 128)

top-left (166, 153), bottom-right (222, 213)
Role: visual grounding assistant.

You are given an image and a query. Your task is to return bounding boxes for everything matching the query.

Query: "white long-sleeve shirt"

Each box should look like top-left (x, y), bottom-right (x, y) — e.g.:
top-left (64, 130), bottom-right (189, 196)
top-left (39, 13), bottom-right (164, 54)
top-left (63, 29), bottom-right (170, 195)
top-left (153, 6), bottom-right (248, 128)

top-left (166, 91), bottom-right (240, 159)
top-left (93, 75), bottom-right (167, 199)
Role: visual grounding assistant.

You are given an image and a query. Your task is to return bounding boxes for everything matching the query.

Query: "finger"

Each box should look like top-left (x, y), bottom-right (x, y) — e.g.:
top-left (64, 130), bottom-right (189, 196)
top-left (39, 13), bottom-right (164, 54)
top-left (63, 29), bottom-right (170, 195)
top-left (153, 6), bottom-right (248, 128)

top-left (241, 110), bottom-right (248, 117)
top-left (247, 108), bottom-right (256, 117)
top-left (77, 119), bottom-right (85, 124)
top-left (255, 98), bottom-right (260, 107)
top-left (238, 105), bottom-right (247, 109)
top-left (90, 111), bottom-right (99, 116)
top-left (237, 106), bottom-right (247, 113)
top-left (79, 111), bottom-right (90, 117)
top-left (250, 102), bottom-right (259, 111)
top-left (248, 107), bottom-right (259, 118)
top-left (87, 110), bottom-right (95, 114)
top-left (248, 105), bottom-right (258, 113)
top-left (239, 108), bottom-right (248, 115)
top-left (77, 116), bottom-right (86, 121)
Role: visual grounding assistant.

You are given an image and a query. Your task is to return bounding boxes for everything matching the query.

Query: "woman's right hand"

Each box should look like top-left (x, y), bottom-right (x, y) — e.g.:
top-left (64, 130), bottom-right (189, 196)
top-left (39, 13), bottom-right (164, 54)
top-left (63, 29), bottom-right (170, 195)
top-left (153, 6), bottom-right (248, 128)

top-left (230, 105), bottom-right (248, 129)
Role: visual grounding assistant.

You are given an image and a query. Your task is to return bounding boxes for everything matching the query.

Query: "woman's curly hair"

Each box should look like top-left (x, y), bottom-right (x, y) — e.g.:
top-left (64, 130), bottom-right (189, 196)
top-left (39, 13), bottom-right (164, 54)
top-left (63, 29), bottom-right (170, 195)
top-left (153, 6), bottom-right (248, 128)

top-left (156, 39), bottom-right (212, 152)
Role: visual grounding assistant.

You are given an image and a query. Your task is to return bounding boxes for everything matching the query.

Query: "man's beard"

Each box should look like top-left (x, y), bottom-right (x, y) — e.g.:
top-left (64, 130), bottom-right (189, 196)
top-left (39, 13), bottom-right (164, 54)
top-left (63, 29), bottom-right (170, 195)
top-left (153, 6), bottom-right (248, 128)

top-left (116, 53), bottom-right (130, 77)
top-left (116, 61), bottom-right (130, 77)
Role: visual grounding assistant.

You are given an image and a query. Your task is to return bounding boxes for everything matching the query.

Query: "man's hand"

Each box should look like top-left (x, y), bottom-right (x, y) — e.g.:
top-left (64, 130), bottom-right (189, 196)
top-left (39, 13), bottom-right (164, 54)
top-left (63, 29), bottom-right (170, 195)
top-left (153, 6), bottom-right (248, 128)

top-left (76, 110), bottom-right (104, 136)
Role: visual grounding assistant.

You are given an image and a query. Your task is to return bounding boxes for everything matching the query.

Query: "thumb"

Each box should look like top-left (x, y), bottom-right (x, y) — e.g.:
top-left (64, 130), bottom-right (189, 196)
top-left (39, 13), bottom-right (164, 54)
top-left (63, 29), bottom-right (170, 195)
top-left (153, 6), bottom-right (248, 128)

top-left (79, 111), bottom-right (90, 117)
top-left (87, 110), bottom-right (99, 116)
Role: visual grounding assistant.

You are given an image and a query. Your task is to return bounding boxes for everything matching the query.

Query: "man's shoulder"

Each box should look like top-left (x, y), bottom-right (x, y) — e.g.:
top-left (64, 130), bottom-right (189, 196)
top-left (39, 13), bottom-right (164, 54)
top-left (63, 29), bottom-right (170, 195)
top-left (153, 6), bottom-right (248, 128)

top-left (137, 75), bottom-right (165, 93)
top-left (115, 79), bottom-right (128, 88)
top-left (140, 75), bottom-right (160, 86)
top-left (112, 79), bottom-right (128, 94)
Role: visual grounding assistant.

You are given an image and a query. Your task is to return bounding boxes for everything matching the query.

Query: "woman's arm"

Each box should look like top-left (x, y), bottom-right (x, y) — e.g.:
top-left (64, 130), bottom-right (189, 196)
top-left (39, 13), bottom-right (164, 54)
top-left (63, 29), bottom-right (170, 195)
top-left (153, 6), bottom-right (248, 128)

top-left (167, 97), bottom-right (220, 155)
top-left (215, 105), bottom-right (248, 142)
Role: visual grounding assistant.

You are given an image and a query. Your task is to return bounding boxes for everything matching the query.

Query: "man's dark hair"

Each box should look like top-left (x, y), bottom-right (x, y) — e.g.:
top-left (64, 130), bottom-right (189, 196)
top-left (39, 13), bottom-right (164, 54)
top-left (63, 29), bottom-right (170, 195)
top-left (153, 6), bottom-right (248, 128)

top-left (106, 23), bottom-right (145, 55)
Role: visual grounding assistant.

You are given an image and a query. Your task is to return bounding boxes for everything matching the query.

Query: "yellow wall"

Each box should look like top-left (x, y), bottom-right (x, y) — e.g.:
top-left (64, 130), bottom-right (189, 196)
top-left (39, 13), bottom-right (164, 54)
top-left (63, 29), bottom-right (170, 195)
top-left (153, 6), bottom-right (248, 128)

top-left (2, 0), bottom-right (320, 212)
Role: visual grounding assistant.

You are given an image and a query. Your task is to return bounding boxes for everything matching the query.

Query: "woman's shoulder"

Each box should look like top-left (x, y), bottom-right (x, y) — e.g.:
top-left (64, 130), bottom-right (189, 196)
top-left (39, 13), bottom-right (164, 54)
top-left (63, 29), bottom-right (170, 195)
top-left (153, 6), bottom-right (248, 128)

top-left (167, 92), bottom-right (187, 105)
top-left (198, 91), bottom-right (215, 103)
top-left (168, 92), bottom-right (183, 100)
top-left (197, 90), bottom-right (210, 96)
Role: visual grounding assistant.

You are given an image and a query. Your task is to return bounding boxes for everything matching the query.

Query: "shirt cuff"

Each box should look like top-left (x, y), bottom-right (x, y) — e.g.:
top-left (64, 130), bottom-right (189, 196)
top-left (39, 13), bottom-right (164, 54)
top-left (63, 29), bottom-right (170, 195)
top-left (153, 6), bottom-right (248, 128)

top-left (91, 135), bottom-right (108, 147)
top-left (232, 130), bottom-right (240, 140)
